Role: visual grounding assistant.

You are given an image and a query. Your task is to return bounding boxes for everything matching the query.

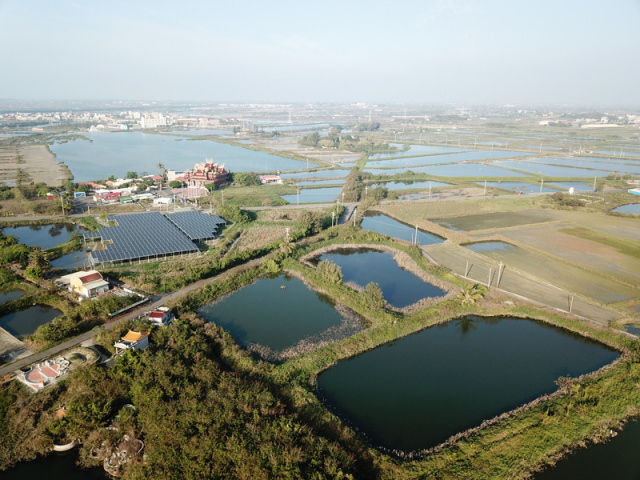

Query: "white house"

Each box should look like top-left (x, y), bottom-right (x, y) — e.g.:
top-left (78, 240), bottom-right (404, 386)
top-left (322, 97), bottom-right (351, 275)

top-left (148, 307), bottom-right (172, 326)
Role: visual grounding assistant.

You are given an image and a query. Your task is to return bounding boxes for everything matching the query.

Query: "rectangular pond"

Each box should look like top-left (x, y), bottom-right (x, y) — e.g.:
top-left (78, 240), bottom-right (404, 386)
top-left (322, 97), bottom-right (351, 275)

top-left (534, 418), bottom-right (640, 480)
top-left (492, 161), bottom-right (615, 178)
top-left (295, 179), bottom-right (347, 186)
top-left (371, 180), bottom-right (451, 191)
top-left (361, 213), bottom-right (443, 246)
top-left (2, 224), bottom-right (86, 250)
top-left (524, 157), bottom-right (640, 175)
top-left (365, 163), bottom-right (531, 177)
top-left (366, 149), bottom-right (532, 167)
top-left (313, 248), bottom-right (445, 308)
top-left (0, 305), bottom-right (62, 339)
top-left (280, 169), bottom-right (351, 180)
top-left (280, 187), bottom-right (343, 204)
top-left (476, 181), bottom-right (557, 194)
top-left (197, 273), bottom-right (362, 361)
top-left (316, 316), bottom-right (619, 454)
top-left (368, 144), bottom-right (466, 159)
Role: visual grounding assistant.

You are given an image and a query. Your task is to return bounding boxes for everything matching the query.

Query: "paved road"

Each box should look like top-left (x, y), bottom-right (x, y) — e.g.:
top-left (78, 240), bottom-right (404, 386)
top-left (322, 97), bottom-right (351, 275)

top-left (0, 256), bottom-right (266, 377)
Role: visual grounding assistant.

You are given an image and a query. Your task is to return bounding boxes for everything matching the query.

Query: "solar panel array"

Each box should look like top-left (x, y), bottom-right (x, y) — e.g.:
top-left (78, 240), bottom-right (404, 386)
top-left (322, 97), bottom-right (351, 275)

top-left (85, 212), bottom-right (199, 265)
top-left (164, 211), bottom-right (226, 241)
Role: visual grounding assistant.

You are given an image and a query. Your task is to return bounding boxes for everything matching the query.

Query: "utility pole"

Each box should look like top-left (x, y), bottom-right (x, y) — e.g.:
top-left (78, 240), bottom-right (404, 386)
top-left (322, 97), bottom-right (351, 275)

top-left (331, 211), bottom-right (335, 227)
top-left (414, 225), bottom-right (418, 245)
top-left (297, 187), bottom-right (300, 205)
top-left (285, 227), bottom-right (290, 239)
top-left (540, 178), bottom-right (544, 193)
top-left (353, 208), bottom-right (357, 227)
top-left (365, 186), bottom-right (368, 200)
top-left (484, 180), bottom-right (487, 196)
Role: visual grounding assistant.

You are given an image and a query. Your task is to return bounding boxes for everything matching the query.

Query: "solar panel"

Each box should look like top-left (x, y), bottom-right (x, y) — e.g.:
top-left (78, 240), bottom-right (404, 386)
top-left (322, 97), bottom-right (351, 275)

top-left (164, 211), bottom-right (226, 241)
top-left (84, 212), bottom-right (200, 266)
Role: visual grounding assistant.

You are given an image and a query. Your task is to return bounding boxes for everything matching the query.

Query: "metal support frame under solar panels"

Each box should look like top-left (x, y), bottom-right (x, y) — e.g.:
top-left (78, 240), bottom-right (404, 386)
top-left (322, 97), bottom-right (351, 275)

top-left (164, 211), bottom-right (226, 241)
top-left (84, 212), bottom-right (200, 266)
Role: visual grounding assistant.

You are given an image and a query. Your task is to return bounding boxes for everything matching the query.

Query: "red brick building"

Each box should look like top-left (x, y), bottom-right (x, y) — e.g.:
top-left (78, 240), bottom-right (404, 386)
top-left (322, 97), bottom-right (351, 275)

top-left (183, 159), bottom-right (229, 188)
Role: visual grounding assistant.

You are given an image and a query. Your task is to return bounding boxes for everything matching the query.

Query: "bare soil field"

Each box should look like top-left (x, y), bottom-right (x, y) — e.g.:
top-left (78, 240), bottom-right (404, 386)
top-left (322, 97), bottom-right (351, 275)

top-left (20, 145), bottom-right (68, 186)
top-left (431, 209), bottom-right (555, 231)
top-left (423, 242), bottom-right (622, 325)
top-left (0, 146), bottom-right (67, 187)
top-left (487, 223), bottom-right (640, 287)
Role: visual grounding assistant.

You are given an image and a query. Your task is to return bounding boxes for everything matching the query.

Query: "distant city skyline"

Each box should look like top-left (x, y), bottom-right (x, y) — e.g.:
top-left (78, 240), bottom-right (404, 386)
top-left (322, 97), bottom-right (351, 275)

top-left (1, 0), bottom-right (639, 106)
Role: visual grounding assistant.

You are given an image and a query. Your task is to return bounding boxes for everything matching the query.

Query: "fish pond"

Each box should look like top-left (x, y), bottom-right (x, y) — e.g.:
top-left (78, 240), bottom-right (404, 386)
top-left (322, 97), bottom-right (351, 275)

top-left (612, 203), bottom-right (640, 214)
top-left (371, 180), bottom-right (450, 191)
top-left (280, 169), bottom-right (350, 180)
top-left (0, 290), bottom-right (24, 305)
top-left (197, 273), bottom-right (362, 361)
top-left (50, 250), bottom-right (91, 270)
top-left (316, 316), bottom-right (619, 454)
top-left (535, 419), bottom-right (640, 480)
top-left (280, 187), bottom-right (343, 204)
top-left (476, 181), bottom-right (557, 194)
top-left (361, 213), bottom-right (443, 246)
top-left (1, 224), bottom-right (86, 250)
top-left (0, 305), bottom-right (62, 339)
top-left (313, 248), bottom-right (445, 309)
top-left (365, 163), bottom-right (531, 177)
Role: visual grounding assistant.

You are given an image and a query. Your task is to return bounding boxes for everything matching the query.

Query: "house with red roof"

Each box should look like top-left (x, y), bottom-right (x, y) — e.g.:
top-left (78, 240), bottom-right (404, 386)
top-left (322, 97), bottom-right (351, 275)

top-left (148, 306), bottom-right (172, 326)
top-left (68, 270), bottom-right (109, 298)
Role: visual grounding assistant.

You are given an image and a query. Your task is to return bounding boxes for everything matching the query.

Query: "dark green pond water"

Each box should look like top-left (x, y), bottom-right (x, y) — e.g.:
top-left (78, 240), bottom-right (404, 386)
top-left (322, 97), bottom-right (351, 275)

top-left (361, 213), bottom-right (443, 246)
top-left (2, 224), bottom-right (86, 250)
top-left (2, 452), bottom-right (106, 479)
top-left (314, 248), bottom-right (445, 308)
top-left (0, 305), bottom-right (62, 339)
top-left (535, 419), bottom-right (640, 480)
top-left (316, 316), bottom-right (618, 454)
top-left (0, 290), bottom-right (23, 305)
top-left (197, 273), bottom-right (361, 358)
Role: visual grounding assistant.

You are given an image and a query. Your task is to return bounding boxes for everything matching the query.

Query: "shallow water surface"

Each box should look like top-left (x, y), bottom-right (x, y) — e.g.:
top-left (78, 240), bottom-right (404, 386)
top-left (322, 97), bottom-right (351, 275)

top-left (361, 213), bottom-right (443, 246)
top-left (0, 305), bottom-right (62, 338)
top-left (2, 224), bottom-right (86, 250)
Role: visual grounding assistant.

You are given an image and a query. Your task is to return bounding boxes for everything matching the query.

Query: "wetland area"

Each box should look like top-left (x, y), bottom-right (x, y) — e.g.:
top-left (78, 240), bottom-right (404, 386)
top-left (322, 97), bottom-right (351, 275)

top-left (1, 111), bottom-right (640, 479)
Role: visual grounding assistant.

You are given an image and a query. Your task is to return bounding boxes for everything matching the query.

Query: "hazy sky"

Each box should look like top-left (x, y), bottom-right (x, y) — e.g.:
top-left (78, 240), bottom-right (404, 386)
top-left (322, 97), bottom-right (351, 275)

top-left (2, 0), bottom-right (639, 105)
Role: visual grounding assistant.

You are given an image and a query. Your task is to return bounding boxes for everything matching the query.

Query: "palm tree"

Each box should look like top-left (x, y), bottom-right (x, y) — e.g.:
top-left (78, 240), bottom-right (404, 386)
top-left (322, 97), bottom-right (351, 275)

top-left (278, 235), bottom-right (295, 257)
top-left (457, 283), bottom-right (486, 305)
top-left (157, 163), bottom-right (165, 173)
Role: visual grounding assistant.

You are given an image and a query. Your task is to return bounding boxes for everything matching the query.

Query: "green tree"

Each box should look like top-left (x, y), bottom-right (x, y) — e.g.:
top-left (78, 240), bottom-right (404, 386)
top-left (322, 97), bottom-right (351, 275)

top-left (363, 282), bottom-right (385, 309)
top-left (231, 172), bottom-right (260, 186)
top-left (317, 260), bottom-right (343, 284)
top-left (169, 180), bottom-right (183, 188)
top-left (204, 183), bottom-right (217, 193)
top-left (157, 163), bottom-right (165, 173)
top-left (298, 132), bottom-right (320, 147)
top-left (126, 171), bottom-right (138, 179)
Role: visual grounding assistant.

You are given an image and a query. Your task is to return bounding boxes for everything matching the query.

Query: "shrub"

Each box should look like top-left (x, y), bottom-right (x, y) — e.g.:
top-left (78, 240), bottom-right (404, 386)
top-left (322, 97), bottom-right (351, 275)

top-left (317, 260), bottom-right (343, 284)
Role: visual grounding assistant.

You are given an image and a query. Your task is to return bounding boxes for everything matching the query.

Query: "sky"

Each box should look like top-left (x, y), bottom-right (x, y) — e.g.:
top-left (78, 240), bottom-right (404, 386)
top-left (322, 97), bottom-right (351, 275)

top-left (1, 0), bottom-right (640, 106)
